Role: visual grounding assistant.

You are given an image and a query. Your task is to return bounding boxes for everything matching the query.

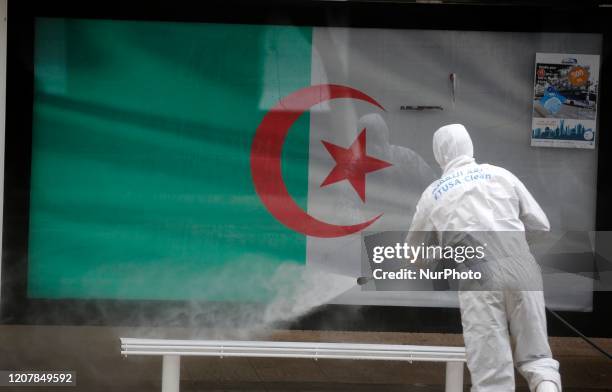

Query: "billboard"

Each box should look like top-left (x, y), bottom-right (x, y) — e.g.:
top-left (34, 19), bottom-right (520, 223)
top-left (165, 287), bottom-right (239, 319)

top-left (26, 18), bottom-right (601, 315)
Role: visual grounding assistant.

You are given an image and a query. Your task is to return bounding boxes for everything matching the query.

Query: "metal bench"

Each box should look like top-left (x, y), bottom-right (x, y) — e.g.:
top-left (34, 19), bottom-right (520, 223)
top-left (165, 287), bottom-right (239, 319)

top-left (120, 338), bottom-right (466, 392)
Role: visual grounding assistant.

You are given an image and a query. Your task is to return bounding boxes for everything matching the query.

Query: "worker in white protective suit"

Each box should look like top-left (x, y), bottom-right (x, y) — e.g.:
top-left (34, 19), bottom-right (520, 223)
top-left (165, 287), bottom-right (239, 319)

top-left (407, 124), bottom-right (562, 392)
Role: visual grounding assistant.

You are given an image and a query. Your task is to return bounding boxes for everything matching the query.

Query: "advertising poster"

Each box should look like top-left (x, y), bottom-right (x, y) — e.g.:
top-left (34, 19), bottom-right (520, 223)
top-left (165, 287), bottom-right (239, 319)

top-left (531, 53), bottom-right (600, 149)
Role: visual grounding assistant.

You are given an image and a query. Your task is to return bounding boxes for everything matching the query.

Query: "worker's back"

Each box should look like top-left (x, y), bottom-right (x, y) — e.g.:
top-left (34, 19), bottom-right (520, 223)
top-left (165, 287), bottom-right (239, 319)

top-left (409, 124), bottom-right (550, 256)
top-left (427, 162), bottom-right (527, 232)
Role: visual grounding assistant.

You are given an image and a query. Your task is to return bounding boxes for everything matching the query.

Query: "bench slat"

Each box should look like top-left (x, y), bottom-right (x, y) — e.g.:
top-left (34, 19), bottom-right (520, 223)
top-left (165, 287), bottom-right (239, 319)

top-left (120, 338), bottom-right (466, 362)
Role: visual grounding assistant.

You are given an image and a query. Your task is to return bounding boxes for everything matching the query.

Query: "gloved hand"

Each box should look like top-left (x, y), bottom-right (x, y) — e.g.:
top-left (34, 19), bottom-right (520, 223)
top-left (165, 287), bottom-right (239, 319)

top-left (536, 380), bottom-right (559, 392)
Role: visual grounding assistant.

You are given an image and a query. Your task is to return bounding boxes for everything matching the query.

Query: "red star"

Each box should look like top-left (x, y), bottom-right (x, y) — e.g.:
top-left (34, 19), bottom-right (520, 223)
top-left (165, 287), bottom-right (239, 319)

top-left (320, 128), bottom-right (392, 202)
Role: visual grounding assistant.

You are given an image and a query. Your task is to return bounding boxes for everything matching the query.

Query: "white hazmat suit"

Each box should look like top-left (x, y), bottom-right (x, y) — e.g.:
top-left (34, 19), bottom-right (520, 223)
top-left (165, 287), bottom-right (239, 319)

top-left (408, 124), bottom-right (562, 392)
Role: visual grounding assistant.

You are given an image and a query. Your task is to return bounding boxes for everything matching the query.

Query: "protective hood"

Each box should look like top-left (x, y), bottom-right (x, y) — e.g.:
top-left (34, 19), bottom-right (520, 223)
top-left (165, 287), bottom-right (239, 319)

top-left (432, 124), bottom-right (475, 173)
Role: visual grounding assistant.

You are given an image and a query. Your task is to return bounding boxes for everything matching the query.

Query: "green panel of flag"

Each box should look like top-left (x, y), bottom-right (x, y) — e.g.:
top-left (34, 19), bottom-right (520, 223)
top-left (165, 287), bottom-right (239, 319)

top-left (29, 18), bottom-right (312, 301)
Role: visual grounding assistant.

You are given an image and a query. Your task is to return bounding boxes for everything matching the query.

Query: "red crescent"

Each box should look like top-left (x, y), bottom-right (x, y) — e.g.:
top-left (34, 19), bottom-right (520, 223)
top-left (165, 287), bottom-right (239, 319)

top-left (251, 84), bottom-right (385, 238)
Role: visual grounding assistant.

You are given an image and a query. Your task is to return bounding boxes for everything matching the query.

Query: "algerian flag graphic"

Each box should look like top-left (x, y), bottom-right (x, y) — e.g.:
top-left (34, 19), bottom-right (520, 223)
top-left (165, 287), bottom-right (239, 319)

top-left (29, 18), bottom-right (435, 303)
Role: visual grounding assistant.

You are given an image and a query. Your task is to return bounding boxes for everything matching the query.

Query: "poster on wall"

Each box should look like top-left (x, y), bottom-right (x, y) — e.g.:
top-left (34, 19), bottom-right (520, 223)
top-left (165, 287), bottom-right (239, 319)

top-left (531, 52), bottom-right (600, 149)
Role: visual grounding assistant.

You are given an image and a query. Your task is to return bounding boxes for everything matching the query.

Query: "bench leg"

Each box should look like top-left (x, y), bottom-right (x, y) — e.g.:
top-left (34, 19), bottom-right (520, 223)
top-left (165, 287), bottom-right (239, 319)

top-left (162, 355), bottom-right (181, 392)
top-left (445, 361), bottom-right (464, 392)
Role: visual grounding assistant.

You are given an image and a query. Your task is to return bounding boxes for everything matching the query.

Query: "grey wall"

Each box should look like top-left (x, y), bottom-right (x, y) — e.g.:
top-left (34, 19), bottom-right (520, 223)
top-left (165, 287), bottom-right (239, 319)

top-left (386, 30), bottom-right (601, 232)
top-left (309, 28), bottom-right (601, 309)
top-left (316, 28), bottom-right (601, 231)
